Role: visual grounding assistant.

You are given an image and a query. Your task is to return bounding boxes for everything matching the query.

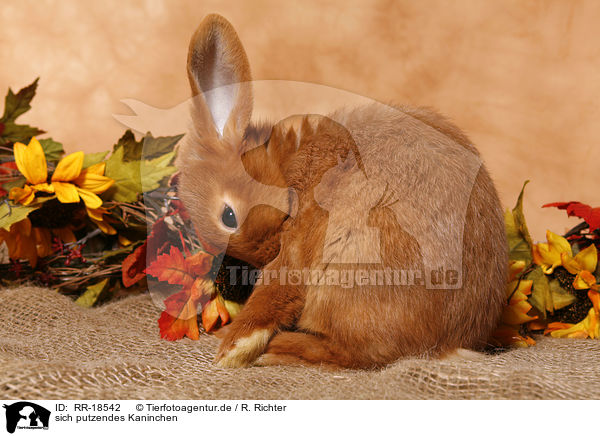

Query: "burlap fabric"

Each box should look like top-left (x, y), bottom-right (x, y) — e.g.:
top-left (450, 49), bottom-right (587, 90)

top-left (1, 286), bottom-right (599, 400)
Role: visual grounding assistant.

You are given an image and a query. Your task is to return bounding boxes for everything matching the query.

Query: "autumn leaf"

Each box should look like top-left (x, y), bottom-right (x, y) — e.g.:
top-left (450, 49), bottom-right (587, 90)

top-left (527, 266), bottom-right (553, 317)
top-left (505, 181), bottom-right (533, 263)
top-left (146, 246), bottom-right (213, 288)
top-left (104, 137), bottom-right (177, 202)
top-left (159, 288), bottom-right (201, 340)
top-left (0, 197), bottom-right (53, 231)
top-left (38, 138), bottom-right (64, 162)
top-left (543, 201), bottom-right (600, 232)
top-left (0, 78), bottom-right (44, 145)
top-left (112, 130), bottom-right (141, 162)
top-left (82, 151), bottom-right (109, 169)
top-left (147, 246), bottom-right (195, 287)
top-left (0, 162), bottom-right (19, 196)
top-left (0, 78), bottom-right (39, 123)
top-left (122, 216), bottom-right (169, 287)
top-left (142, 133), bottom-right (184, 159)
top-left (158, 278), bottom-right (212, 341)
top-left (75, 278), bottom-right (109, 307)
top-left (114, 130), bottom-right (184, 162)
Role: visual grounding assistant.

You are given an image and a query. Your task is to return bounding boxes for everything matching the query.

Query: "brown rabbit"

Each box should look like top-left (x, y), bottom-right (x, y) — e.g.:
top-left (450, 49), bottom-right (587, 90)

top-left (177, 14), bottom-right (507, 369)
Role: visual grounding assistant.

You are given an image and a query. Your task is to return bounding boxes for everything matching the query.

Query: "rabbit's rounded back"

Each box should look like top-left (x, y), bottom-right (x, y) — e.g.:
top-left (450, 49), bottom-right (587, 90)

top-left (177, 14), bottom-right (507, 367)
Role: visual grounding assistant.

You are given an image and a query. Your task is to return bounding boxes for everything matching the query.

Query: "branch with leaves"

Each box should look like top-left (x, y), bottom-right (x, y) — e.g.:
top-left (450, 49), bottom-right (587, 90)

top-left (0, 79), bottom-right (181, 306)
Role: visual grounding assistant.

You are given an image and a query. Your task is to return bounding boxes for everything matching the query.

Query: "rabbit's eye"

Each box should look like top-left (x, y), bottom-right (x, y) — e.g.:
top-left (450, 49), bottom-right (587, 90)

top-left (221, 205), bottom-right (238, 229)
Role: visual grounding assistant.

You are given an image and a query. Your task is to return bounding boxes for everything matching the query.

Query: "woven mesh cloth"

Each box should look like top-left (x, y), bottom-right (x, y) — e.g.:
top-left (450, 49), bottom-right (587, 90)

top-left (1, 286), bottom-right (599, 400)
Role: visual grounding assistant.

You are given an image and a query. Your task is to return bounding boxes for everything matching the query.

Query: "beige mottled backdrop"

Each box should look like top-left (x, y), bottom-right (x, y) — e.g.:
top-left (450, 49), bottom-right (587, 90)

top-left (1, 0), bottom-right (598, 241)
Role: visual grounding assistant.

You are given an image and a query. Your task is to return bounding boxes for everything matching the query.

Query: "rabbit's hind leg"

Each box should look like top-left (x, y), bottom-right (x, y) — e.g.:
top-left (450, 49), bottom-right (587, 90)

top-left (254, 331), bottom-right (351, 369)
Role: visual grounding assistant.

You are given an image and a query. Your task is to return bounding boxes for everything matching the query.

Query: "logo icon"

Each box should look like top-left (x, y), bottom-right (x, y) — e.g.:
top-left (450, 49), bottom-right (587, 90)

top-left (2, 402), bottom-right (50, 434)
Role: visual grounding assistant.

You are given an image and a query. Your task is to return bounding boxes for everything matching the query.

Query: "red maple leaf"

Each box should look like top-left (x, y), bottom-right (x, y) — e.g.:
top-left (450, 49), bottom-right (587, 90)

top-left (543, 201), bottom-right (600, 232)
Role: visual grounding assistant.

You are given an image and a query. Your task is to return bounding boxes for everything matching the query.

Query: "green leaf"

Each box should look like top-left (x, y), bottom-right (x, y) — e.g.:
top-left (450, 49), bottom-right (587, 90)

top-left (142, 133), bottom-right (184, 159)
top-left (505, 181), bottom-right (533, 263)
top-left (512, 180), bottom-right (533, 246)
top-left (0, 79), bottom-right (44, 145)
top-left (100, 241), bottom-right (140, 260)
top-left (104, 146), bottom-right (141, 202)
top-left (141, 151), bottom-right (177, 192)
top-left (38, 138), bottom-right (64, 162)
top-left (1, 78), bottom-right (39, 123)
top-left (114, 130), bottom-right (142, 162)
top-left (549, 279), bottom-right (576, 310)
top-left (0, 122), bottom-right (44, 144)
top-left (83, 151), bottom-right (109, 168)
top-left (0, 201), bottom-right (40, 230)
top-left (527, 266), bottom-right (553, 318)
top-left (2, 176), bottom-right (25, 193)
top-left (104, 145), bottom-right (176, 203)
top-left (75, 278), bottom-right (109, 307)
top-left (112, 130), bottom-right (184, 162)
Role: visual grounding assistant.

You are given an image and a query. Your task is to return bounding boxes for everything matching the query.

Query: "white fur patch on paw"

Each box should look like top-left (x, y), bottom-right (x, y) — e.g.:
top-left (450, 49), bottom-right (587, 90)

top-left (216, 329), bottom-right (272, 368)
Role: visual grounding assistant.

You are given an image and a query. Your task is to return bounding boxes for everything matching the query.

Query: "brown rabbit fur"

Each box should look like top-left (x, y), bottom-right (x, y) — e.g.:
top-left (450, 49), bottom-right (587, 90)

top-left (177, 14), bottom-right (508, 369)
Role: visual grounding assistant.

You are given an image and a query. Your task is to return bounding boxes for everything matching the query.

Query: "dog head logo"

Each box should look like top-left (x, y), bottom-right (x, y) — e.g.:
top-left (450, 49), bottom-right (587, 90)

top-left (3, 402), bottom-right (50, 434)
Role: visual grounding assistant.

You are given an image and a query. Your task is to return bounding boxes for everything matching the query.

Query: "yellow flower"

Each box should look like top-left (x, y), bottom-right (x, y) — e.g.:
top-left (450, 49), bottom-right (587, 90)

top-left (533, 230), bottom-right (599, 291)
top-left (9, 137), bottom-right (114, 209)
top-left (545, 290), bottom-right (600, 339)
top-left (0, 218), bottom-right (75, 267)
top-left (562, 244), bottom-right (598, 290)
top-left (573, 270), bottom-right (599, 291)
top-left (508, 260), bottom-right (527, 281)
top-left (561, 244), bottom-right (598, 275)
top-left (502, 279), bottom-right (537, 325)
top-left (86, 206), bottom-right (116, 235)
top-left (0, 219), bottom-right (38, 266)
top-left (492, 262), bottom-right (538, 347)
top-left (532, 230), bottom-right (572, 274)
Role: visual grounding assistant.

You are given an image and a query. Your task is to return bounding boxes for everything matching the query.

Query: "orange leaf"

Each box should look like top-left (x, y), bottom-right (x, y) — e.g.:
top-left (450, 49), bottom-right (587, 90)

top-left (201, 298), bottom-right (220, 333)
top-left (146, 246), bottom-right (195, 288)
top-left (122, 217), bottom-right (169, 287)
top-left (544, 322), bottom-right (573, 334)
top-left (158, 289), bottom-right (201, 341)
top-left (186, 251), bottom-right (213, 277)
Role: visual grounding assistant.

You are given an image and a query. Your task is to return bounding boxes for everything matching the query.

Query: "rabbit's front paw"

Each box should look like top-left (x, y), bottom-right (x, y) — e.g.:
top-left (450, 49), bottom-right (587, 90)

top-left (214, 327), bottom-right (272, 368)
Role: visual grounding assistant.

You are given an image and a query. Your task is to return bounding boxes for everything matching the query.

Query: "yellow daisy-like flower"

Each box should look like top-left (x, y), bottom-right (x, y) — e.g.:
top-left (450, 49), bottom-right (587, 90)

top-left (562, 244), bottom-right (598, 290)
top-left (0, 218), bottom-right (75, 267)
top-left (545, 291), bottom-right (600, 339)
top-left (492, 260), bottom-right (538, 347)
top-left (533, 230), bottom-right (599, 291)
top-left (532, 230), bottom-right (573, 274)
top-left (86, 206), bottom-right (116, 235)
top-left (8, 137), bottom-right (114, 209)
top-left (0, 219), bottom-right (38, 266)
top-left (562, 243), bottom-right (598, 275)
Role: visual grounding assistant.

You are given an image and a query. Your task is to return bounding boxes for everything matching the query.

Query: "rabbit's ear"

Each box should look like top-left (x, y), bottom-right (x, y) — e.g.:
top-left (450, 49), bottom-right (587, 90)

top-left (187, 14), bottom-right (253, 143)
